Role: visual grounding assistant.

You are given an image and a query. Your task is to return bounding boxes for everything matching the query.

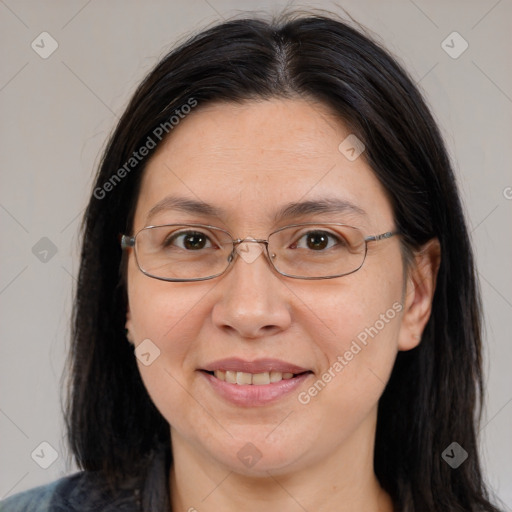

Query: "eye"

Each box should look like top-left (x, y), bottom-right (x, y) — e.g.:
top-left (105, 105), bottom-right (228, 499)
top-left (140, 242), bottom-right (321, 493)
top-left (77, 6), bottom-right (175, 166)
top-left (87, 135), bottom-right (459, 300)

top-left (164, 230), bottom-right (214, 251)
top-left (292, 230), bottom-right (346, 251)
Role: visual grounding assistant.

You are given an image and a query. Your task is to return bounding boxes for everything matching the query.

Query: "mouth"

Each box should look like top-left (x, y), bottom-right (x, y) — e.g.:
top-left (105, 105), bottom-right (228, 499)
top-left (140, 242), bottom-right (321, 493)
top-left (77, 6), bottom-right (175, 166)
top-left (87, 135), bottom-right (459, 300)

top-left (198, 358), bottom-right (313, 406)
top-left (203, 369), bottom-right (309, 385)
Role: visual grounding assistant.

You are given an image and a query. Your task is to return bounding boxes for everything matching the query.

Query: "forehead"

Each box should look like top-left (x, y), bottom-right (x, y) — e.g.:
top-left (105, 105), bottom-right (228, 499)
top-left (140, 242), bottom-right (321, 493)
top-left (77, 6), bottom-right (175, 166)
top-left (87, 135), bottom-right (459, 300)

top-left (133, 98), bottom-right (394, 232)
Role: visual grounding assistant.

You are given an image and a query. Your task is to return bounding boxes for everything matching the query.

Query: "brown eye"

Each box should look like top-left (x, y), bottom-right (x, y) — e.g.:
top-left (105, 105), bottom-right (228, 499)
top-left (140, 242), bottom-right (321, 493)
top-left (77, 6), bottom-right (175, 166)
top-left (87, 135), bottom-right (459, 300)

top-left (165, 231), bottom-right (212, 250)
top-left (305, 231), bottom-right (329, 250)
top-left (292, 230), bottom-right (345, 251)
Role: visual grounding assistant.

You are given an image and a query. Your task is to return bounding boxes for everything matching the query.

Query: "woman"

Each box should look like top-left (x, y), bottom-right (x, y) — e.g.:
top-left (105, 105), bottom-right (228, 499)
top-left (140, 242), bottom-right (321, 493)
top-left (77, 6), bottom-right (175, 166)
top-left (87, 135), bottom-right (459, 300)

top-left (1, 12), bottom-right (503, 512)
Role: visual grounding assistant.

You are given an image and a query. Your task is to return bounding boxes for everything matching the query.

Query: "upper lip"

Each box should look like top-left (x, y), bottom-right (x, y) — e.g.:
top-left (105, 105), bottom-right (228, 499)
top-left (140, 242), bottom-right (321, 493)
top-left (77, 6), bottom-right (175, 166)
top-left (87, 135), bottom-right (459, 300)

top-left (201, 358), bottom-right (310, 374)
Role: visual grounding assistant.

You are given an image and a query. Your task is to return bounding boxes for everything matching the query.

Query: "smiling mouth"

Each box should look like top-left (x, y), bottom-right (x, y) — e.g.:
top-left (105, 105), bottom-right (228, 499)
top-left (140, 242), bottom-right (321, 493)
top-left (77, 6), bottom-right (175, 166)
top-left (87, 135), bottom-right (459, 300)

top-left (203, 370), bottom-right (311, 385)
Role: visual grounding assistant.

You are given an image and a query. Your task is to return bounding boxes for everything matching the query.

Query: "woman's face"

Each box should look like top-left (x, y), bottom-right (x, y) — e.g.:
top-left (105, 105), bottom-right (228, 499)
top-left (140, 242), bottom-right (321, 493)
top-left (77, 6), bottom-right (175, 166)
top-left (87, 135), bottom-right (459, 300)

top-left (126, 98), bottom-right (417, 476)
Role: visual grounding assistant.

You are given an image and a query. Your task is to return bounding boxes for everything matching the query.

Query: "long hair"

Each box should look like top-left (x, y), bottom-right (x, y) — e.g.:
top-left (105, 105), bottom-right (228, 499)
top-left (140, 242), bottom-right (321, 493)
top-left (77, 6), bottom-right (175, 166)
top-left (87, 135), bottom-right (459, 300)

top-left (66, 12), bottom-right (502, 511)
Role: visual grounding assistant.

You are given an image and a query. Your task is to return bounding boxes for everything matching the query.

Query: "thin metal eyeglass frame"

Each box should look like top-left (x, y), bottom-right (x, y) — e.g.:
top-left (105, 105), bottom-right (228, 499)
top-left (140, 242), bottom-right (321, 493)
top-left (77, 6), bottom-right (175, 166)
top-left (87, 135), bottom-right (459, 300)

top-left (120, 222), bottom-right (398, 282)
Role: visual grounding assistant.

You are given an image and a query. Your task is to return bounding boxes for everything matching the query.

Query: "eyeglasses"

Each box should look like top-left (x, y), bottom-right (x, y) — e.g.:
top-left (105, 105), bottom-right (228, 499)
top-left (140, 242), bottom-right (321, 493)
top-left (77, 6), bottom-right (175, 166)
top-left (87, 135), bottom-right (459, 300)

top-left (120, 223), bottom-right (397, 282)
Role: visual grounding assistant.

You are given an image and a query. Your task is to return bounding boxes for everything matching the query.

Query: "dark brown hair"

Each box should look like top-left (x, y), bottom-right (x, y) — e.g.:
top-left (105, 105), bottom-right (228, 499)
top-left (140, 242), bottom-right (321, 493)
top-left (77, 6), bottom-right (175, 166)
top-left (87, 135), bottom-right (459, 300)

top-left (67, 12), bottom-right (502, 511)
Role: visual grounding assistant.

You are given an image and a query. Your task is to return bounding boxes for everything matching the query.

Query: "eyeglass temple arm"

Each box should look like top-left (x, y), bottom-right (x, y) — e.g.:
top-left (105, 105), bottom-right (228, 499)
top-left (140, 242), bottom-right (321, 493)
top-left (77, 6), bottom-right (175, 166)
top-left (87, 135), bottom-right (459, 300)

top-left (365, 231), bottom-right (396, 242)
top-left (120, 234), bottom-right (135, 250)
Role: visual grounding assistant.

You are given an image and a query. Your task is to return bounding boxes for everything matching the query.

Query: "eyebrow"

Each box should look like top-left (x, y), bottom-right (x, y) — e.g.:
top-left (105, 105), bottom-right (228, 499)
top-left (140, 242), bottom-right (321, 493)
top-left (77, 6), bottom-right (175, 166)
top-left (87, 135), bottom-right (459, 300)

top-left (145, 195), bottom-right (367, 225)
top-left (274, 197), bottom-right (367, 222)
top-left (146, 196), bottom-right (226, 223)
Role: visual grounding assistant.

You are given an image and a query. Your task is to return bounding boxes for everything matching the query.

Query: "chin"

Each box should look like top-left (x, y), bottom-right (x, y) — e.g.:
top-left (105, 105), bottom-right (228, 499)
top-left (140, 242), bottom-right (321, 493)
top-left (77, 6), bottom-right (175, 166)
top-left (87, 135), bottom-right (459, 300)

top-left (200, 429), bottom-right (312, 477)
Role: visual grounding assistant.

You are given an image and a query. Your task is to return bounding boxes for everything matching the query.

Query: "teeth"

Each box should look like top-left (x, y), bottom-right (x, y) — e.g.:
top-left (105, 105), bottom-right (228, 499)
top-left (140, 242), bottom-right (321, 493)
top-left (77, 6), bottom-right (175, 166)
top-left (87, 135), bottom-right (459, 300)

top-left (252, 372), bottom-right (270, 385)
top-left (236, 372), bottom-right (252, 385)
top-left (270, 371), bottom-right (283, 383)
top-left (225, 371), bottom-right (237, 384)
top-left (212, 370), bottom-right (297, 385)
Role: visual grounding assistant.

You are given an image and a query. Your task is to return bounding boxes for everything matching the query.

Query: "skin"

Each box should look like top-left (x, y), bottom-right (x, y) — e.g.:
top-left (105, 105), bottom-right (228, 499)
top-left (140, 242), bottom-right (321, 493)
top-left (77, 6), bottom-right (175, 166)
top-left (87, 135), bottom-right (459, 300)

top-left (125, 98), bottom-right (440, 511)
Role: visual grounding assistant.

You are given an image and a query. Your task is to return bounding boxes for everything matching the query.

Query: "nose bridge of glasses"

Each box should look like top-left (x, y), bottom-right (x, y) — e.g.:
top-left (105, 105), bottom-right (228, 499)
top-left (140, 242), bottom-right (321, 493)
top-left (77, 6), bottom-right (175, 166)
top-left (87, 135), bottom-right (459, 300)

top-left (233, 237), bottom-right (269, 245)
top-left (231, 237), bottom-right (271, 266)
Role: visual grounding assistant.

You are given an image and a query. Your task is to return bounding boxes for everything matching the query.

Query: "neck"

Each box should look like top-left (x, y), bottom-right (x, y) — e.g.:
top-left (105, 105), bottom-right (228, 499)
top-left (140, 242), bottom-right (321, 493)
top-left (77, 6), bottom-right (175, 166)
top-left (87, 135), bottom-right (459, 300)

top-left (168, 416), bottom-right (394, 512)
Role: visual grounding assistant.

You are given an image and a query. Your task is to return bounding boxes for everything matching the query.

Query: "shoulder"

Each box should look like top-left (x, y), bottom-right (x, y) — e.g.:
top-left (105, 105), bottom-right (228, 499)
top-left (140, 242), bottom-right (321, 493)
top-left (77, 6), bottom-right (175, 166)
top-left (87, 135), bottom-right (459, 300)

top-left (0, 478), bottom-right (61, 512)
top-left (0, 471), bottom-right (141, 512)
top-left (1, 443), bottom-right (171, 512)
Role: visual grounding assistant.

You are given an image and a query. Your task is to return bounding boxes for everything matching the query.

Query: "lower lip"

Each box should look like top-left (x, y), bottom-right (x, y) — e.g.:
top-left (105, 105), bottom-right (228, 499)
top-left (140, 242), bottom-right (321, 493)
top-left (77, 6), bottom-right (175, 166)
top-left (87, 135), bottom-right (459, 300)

top-left (200, 371), bottom-right (312, 407)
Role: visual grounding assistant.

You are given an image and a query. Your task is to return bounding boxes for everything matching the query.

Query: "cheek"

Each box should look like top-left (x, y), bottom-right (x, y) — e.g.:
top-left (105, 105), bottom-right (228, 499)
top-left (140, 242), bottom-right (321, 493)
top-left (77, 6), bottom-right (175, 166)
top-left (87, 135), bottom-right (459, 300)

top-left (127, 274), bottom-right (217, 428)
top-left (293, 253), bottom-right (403, 408)
top-left (127, 252), bottom-right (207, 338)
top-left (295, 259), bottom-right (402, 355)
top-left (126, 256), bottom-right (210, 384)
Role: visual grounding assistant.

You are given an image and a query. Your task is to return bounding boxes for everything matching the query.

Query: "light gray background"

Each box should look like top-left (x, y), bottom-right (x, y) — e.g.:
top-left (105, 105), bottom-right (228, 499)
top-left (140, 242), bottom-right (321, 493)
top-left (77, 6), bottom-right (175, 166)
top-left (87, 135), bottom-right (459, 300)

top-left (1, 0), bottom-right (511, 507)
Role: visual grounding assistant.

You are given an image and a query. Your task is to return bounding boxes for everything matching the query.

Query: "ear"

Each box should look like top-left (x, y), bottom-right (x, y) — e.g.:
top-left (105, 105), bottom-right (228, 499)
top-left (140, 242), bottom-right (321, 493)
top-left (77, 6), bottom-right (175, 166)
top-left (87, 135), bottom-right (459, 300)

top-left (125, 306), bottom-right (136, 345)
top-left (398, 238), bottom-right (441, 351)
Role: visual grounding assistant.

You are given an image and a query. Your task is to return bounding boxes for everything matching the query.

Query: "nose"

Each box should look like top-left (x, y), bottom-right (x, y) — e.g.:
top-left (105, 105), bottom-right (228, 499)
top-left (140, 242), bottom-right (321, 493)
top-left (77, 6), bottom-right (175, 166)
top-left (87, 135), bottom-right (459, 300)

top-left (211, 240), bottom-right (292, 339)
